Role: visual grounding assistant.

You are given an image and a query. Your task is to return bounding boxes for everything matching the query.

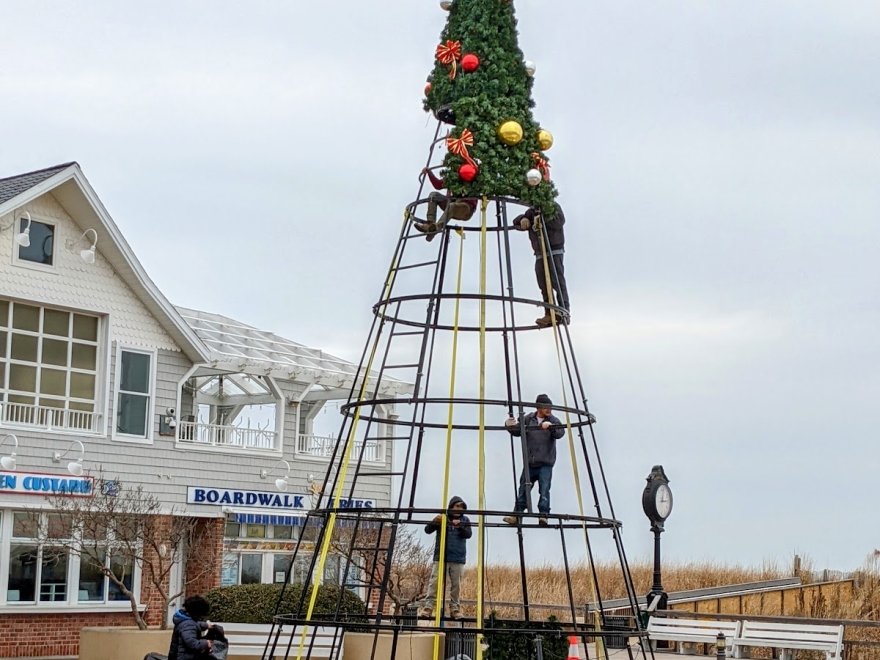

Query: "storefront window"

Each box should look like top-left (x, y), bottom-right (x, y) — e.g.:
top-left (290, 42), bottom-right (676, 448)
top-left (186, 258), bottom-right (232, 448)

top-left (273, 554), bottom-right (292, 583)
top-left (240, 554), bottom-right (262, 584)
top-left (7, 544), bottom-right (39, 602)
top-left (39, 548), bottom-right (69, 601)
top-left (224, 520), bottom-right (241, 538)
top-left (5, 510), bottom-right (140, 606)
top-left (273, 524), bottom-right (296, 540)
top-left (221, 553), bottom-right (240, 586)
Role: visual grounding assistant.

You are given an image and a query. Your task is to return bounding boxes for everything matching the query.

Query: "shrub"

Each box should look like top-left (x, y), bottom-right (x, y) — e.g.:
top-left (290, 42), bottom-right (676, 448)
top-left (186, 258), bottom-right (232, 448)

top-left (205, 583), bottom-right (366, 624)
top-left (484, 612), bottom-right (568, 660)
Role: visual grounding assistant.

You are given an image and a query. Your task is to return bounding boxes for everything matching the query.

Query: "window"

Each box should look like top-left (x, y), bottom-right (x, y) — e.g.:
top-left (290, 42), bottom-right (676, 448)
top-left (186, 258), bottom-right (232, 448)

top-left (16, 217), bottom-right (55, 267)
top-left (115, 349), bottom-right (153, 439)
top-left (240, 554), bottom-right (262, 584)
top-left (8, 512), bottom-right (71, 603)
top-left (2, 511), bottom-right (140, 607)
top-left (0, 299), bottom-right (100, 432)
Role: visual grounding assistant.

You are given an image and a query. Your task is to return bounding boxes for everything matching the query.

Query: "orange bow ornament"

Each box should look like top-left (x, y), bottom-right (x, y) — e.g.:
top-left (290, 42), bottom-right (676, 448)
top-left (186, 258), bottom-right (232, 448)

top-left (436, 40), bottom-right (462, 79)
top-left (447, 128), bottom-right (476, 167)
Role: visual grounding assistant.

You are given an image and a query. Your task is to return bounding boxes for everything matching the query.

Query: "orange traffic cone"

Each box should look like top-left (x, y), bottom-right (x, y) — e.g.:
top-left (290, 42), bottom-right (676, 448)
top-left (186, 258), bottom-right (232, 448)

top-left (567, 635), bottom-right (580, 660)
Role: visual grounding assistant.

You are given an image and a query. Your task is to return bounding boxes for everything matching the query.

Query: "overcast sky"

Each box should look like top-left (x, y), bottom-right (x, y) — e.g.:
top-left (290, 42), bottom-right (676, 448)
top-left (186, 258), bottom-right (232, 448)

top-left (2, 1), bottom-right (879, 573)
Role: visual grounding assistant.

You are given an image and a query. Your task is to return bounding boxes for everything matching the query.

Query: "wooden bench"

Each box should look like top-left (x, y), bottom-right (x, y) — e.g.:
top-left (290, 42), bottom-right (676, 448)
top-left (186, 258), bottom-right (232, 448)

top-left (216, 622), bottom-right (343, 659)
top-left (646, 617), bottom-right (741, 654)
top-left (734, 620), bottom-right (844, 660)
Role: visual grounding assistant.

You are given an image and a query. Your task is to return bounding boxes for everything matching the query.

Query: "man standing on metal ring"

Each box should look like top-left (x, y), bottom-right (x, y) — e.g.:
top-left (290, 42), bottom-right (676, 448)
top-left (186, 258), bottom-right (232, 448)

top-left (503, 394), bottom-right (565, 526)
top-left (512, 202), bottom-right (569, 328)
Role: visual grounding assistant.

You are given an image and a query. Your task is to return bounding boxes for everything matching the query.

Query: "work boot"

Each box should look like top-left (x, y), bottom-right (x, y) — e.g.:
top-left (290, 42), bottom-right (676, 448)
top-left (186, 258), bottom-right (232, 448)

top-left (538, 516), bottom-right (549, 526)
top-left (503, 515), bottom-right (519, 526)
top-left (535, 314), bottom-right (553, 328)
top-left (450, 609), bottom-right (462, 620)
top-left (414, 221), bottom-right (436, 234)
top-left (418, 607), bottom-right (433, 618)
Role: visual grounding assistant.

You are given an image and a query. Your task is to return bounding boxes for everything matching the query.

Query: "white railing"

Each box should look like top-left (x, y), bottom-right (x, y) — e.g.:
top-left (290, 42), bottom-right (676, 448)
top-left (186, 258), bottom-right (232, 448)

top-left (0, 401), bottom-right (99, 433)
top-left (296, 434), bottom-right (386, 463)
top-left (177, 421), bottom-right (278, 451)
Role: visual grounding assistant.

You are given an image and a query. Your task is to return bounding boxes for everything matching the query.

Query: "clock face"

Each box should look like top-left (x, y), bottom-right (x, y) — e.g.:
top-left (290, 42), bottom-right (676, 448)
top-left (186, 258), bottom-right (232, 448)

top-left (655, 483), bottom-right (673, 519)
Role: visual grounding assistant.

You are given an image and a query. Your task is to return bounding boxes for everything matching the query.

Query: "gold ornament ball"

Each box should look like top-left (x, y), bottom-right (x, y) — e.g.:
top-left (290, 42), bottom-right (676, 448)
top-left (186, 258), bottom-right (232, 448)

top-left (537, 129), bottom-right (554, 151)
top-left (497, 120), bottom-right (524, 145)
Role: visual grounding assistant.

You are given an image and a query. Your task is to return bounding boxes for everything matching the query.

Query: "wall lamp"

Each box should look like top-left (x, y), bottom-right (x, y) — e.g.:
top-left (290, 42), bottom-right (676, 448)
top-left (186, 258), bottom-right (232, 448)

top-left (65, 228), bottom-right (98, 264)
top-left (0, 212), bottom-right (33, 247)
top-left (0, 434), bottom-right (19, 471)
top-left (260, 459), bottom-right (291, 492)
top-left (53, 439), bottom-right (85, 476)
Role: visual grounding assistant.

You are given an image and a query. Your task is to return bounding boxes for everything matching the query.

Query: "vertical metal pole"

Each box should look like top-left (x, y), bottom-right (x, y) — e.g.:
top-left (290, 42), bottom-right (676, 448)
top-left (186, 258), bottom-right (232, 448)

top-left (534, 634), bottom-right (545, 660)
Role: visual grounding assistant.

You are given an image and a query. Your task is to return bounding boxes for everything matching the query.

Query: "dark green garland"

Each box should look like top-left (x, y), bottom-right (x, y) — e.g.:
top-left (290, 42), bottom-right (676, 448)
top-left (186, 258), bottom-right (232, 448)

top-left (424, 0), bottom-right (558, 215)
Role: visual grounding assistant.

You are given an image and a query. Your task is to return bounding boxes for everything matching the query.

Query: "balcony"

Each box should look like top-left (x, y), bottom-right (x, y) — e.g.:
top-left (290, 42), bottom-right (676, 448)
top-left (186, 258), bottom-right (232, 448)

top-left (0, 401), bottom-right (99, 434)
top-left (296, 434), bottom-right (386, 464)
top-left (177, 420), bottom-right (278, 452)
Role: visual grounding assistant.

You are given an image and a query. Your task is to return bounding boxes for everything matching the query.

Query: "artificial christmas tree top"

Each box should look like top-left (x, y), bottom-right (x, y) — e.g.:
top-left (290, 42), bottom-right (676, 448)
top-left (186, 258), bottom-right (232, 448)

top-left (424, 0), bottom-right (558, 214)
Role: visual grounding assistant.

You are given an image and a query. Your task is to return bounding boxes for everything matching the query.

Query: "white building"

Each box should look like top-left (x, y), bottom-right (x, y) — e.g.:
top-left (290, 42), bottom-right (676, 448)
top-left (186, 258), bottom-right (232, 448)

top-left (0, 162), bottom-right (408, 656)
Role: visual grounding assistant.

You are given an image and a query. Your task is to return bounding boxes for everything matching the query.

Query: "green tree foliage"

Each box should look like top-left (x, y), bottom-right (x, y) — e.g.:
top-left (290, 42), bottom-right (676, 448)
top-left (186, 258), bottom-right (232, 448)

top-left (204, 583), bottom-right (365, 624)
top-left (424, 0), bottom-right (557, 213)
top-left (483, 612), bottom-right (569, 659)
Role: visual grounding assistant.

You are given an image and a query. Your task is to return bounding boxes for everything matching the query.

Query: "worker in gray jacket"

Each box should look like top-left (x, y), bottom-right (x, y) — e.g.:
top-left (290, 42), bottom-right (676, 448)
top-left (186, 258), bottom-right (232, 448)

top-left (503, 394), bottom-right (565, 526)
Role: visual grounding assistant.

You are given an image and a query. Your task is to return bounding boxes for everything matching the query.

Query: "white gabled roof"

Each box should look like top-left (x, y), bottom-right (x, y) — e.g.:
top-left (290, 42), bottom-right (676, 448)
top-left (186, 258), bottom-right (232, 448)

top-left (176, 306), bottom-right (412, 396)
top-left (0, 163), bottom-right (210, 363)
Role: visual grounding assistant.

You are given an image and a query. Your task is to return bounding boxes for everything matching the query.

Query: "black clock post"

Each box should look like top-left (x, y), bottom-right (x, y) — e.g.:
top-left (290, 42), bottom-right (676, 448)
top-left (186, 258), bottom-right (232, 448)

top-left (642, 465), bottom-right (673, 613)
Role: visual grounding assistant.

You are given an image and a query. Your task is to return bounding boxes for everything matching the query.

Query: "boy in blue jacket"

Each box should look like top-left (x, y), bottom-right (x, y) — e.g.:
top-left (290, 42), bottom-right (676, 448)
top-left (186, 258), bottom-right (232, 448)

top-left (419, 495), bottom-right (471, 620)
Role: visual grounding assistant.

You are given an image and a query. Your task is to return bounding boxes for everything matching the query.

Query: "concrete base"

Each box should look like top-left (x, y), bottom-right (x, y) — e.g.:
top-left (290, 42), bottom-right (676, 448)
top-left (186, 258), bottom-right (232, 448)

top-left (343, 631), bottom-right (445, 660)
top-left (79, 627), bottom-right (172, 660)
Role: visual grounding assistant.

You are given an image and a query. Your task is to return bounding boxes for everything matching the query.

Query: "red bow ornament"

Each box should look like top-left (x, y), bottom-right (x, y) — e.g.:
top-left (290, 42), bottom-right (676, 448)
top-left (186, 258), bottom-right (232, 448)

top-left (531, 152), bottom-right (551, 181)
top-left (447, 128), bottom-right (477, 167)
top-left (436, 40), bottom-right (462, 79)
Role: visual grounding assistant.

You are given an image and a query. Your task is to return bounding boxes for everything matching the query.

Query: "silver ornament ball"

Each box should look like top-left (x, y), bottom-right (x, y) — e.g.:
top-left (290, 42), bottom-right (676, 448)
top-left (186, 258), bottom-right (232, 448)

top-left (526, 169), bottom-right (542, 186)
top-left (525, 60), bottom-right (536, 77)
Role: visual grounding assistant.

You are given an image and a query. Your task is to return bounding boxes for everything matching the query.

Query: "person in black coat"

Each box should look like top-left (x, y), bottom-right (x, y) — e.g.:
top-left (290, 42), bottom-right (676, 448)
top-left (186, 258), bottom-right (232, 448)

top-left (168, 596), bottom-right (213, 660)
top-left (419, 495), bottom-right (472, 620)
top-left (512, 203), bottom-right (570, 328)
top-left (503, 394), bottom-right (565, 526)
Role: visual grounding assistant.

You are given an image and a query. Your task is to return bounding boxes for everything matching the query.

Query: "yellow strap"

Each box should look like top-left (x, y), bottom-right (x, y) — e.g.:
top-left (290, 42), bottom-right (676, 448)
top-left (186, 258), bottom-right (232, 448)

top-left (536, 214), bottom-right (605, 651)
top-left (432, 228), bottom-right (466, 660)
top-left (293, 216), bottom-right (407, 660)
top-left (475, 197), bottom-right (489, 660)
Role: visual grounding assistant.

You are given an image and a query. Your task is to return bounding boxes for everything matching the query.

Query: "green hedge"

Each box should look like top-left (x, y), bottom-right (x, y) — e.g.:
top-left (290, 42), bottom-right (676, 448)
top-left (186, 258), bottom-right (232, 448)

top-left (204, 583), bottom-right (366, 624)
top-left (484, 613), bottom-right (568, 660)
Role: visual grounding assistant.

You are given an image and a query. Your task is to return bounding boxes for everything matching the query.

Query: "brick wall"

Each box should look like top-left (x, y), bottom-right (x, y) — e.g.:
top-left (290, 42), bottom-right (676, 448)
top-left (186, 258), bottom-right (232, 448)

top-left (0, 611), bottom-right (136, 657)
top-left (185, 517), bottom-right (225, 597)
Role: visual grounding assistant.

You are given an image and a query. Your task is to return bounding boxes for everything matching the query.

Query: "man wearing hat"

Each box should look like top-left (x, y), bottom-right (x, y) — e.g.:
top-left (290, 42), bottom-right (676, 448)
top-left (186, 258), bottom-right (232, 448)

top-left (503, 394), bottom-right (565, 526)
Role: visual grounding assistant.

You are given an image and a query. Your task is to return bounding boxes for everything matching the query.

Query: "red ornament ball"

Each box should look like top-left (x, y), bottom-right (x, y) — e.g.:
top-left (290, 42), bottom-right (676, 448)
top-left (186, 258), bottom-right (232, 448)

top-left (459, 163), bottom-right (478, 182)
top-left (461, 53), bottom-right (480, 73)
top-left (424, 82), bottom-right (432, 96)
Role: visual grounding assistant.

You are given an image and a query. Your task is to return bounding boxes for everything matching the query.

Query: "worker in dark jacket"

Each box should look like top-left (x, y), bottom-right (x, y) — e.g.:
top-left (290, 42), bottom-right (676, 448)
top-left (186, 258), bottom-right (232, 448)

top-left (168, 595), bottom-right (213, 660)
top-left (413, 168), bottom-right (477, 242)
top-left (503, 394), bottom-right (565, 526)
top-left (419, 495), bottom-right (472, 620)
top-left (513, 203), bottom-right (569, 327)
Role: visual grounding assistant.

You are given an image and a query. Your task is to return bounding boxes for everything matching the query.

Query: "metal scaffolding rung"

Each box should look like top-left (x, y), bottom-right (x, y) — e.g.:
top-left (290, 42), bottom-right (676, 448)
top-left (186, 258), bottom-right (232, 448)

top-left (392, 259), bottom-right (438, 272)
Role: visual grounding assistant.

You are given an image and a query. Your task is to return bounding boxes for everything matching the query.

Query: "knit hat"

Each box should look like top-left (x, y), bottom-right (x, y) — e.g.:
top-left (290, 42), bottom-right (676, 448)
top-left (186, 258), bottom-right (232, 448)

top-left (535, 394), bottom-right (553, 407)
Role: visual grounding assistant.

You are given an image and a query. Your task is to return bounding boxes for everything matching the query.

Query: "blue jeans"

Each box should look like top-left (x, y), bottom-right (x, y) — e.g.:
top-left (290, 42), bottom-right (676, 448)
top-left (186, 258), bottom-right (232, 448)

top-left (514, 464), bottom-right (553, 514)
